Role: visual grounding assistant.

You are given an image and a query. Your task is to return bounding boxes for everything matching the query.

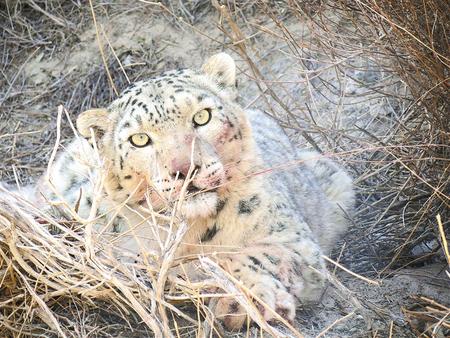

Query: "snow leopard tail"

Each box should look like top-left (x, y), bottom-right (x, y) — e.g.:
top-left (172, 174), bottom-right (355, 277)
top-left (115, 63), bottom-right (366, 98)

top-left (297, 150), bottom-right (355, 251)
top-left (299, 151), bottom-right (354, 211)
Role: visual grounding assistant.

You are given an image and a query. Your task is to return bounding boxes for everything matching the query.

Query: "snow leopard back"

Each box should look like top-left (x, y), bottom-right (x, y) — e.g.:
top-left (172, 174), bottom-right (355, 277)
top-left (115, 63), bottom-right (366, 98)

top-left (246, 109), bottom-right (354, 252)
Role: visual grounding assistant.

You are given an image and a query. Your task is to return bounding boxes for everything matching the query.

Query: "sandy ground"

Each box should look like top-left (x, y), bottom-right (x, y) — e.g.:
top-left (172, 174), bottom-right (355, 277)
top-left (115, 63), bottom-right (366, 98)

top-left (1, 2), bottom-right (448, 337)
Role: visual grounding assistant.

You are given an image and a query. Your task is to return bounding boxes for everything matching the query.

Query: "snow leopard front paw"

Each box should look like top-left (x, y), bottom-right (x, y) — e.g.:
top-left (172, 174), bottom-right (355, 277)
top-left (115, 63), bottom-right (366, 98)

top-left (213, 275), bottom-right (296, 330)
top-left (212, 238), bottom-right (326, 330)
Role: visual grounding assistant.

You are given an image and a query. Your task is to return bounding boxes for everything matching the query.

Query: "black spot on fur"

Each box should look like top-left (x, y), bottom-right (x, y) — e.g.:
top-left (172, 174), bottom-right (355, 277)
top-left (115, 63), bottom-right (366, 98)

top-left (276, 202), bottom-right (287, 209)
top-left (155, 106), bottom-right (162, 117)
top-left (200, 223), bottom-right (220, 242)
top-left (263, 253), bottom-right (280, 265)
top-left (216, 199), bottom-right (227, 214)
top-left (248, 264), bottom-right (258, 272)
top-left (229, 302), bottom-right (240, 313)
top-left (226, 116), bottom-right (235, 128)
top-left (112, 216), bottom-right (123, 233)
top-left (248, 256), bottom-right (262, 267)
top-left (67, 176), bottom-right (79, 191)
top-left (238, 195), bottom-right (261, 214)
top-left (248, 256), bottom-right (282, 282)
top-left (124, 175), bottom-right (132, 180)
top-left (270, 222), bottom-right (287, 234)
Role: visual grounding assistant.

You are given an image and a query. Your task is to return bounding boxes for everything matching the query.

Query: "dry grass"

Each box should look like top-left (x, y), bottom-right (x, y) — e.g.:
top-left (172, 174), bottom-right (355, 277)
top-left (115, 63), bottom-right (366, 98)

top-left (0, 144), bottom-right (304, 337)
top-left (403, 296), bottom-right (450, 337)
top-left (0, 0), bottom-right (449, 337)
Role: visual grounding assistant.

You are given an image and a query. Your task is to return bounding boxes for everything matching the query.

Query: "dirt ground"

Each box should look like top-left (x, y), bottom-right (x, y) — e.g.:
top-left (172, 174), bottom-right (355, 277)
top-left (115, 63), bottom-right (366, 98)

top-left (0, 1), bottom-right (448, 337)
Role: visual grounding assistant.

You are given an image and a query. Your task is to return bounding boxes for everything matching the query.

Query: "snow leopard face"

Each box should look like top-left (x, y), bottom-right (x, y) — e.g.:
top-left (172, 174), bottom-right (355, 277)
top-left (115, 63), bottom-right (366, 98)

top-left (76, 54), bottom-right (252, 219)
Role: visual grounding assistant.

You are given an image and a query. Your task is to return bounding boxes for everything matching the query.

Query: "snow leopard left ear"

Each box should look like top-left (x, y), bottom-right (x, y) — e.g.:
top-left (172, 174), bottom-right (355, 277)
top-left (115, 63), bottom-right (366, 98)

top-left (202, 53), bottom-right (237, 94)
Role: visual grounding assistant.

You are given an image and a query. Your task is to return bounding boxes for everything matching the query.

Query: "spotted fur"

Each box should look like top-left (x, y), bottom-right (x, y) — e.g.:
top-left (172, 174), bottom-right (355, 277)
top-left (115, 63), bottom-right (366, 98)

top-left (32, 53), bottom-right (354, 330)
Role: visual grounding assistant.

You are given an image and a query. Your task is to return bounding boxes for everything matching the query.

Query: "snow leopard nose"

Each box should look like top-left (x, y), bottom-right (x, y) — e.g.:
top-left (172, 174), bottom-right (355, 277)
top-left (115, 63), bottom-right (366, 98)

top-left (170, 161), bottom-right (200, 180)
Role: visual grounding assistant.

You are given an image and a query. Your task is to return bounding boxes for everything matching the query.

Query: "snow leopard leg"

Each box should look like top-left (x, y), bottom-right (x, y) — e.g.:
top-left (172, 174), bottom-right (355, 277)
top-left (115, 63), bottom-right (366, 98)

top-left (213, 229), bottom-right (326, 330)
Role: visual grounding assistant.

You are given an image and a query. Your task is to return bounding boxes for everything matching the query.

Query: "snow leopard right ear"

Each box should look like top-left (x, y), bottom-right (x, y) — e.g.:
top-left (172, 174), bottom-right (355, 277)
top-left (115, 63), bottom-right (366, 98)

top-left (202, 53), bottom-right (237, 94)
top-left (77, 108), bottom-right (111, 140)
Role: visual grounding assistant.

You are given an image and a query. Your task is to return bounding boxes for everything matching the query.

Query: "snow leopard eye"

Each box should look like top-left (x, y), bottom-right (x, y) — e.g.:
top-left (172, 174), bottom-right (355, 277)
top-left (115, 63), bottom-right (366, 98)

top-left (129, 133), bottom-right (152, 147)
top-left (193, 109), bottom-right (211, 127)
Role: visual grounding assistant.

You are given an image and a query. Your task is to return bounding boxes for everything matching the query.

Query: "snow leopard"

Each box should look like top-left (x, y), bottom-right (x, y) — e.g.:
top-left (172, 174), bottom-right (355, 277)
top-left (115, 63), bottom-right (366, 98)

top-left (29, 53), bottom-right (354, 330)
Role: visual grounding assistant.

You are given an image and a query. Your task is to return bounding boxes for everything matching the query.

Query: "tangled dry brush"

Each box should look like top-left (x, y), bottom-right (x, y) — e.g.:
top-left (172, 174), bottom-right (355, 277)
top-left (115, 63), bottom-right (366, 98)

top-left (0, 0), bottom-right (448, 337)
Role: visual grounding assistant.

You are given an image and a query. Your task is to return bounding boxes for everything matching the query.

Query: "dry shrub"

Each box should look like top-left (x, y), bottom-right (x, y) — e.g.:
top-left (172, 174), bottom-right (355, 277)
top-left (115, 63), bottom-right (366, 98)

top-left (403, 295), bottom-right (450, 337)
top-left (212, 0), bottom-right (449, 271)
top-left (345, 1), bottom-right (449, 270)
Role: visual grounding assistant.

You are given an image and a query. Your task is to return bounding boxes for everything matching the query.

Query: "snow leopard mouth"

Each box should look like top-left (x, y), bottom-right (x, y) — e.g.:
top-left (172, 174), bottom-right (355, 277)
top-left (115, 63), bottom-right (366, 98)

top-left (186, 183), bottom-right (218, 195)
top-left (186, 183), bottom-right (200, 194)
top-left (137, 183), bottom-right (218, 206)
